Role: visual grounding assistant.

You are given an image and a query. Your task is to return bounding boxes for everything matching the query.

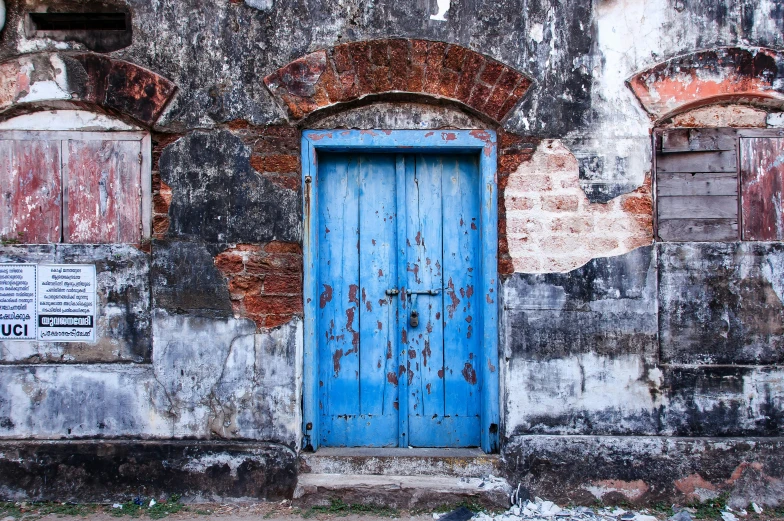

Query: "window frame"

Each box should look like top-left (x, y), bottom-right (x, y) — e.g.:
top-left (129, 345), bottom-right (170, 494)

top-left (0, 130), bottom-right (152, 243)
top-left (653, 127), bottom-right (784, 243)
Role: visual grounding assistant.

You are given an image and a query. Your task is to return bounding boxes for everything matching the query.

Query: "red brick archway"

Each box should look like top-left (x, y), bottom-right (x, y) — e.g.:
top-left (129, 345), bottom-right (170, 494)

top-left (628, 47), bottom-right (784, 121)
top-left (0, 52), bottom-right (176, 127)
top-left (264, 39), bottom-right (532, 123)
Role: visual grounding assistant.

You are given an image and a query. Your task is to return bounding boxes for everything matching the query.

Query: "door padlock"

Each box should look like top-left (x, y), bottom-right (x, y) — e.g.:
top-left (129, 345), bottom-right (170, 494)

top-left (409, 310), bottom-right (419, 328)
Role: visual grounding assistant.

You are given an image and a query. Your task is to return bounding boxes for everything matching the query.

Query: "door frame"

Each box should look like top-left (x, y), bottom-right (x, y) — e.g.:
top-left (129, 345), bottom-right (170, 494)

top-left (300, 129), bottom-right (499, 452)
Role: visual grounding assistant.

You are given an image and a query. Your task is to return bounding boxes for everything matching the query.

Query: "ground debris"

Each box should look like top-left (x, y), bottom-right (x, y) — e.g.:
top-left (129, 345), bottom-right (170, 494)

top-left (471, 496), bottom-right (671, 521)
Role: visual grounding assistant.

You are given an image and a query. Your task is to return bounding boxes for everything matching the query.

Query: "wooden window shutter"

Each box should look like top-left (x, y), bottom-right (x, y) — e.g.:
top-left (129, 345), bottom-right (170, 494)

top-left (0, 131), bottom-right (147, 245)
top-left (64, 139), bottom-right (142, 244)
top-left (655, 128), bottom-right (740, 242)
top-left (0, 138), bottom-right (63, 243)
top-left (740, 137), bottom-right (784, 241)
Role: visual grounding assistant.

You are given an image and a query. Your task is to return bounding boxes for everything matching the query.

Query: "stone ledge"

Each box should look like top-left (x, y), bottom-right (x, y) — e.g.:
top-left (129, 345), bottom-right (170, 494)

top-left (0, 440), bottom-right (297, 502)
top-left (293, 473), bottom-right (511, 510)
top-left (503, 435), bottom-right (784, 508)
top-left (300, 447), bottom-right (501, 478)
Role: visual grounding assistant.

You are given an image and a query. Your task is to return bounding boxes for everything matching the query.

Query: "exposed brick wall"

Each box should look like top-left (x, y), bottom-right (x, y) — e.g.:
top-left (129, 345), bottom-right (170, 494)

top-left (151, 172), bottom-right (172, 240)
top-left (215, 242), bottom-right (303, 329)
top-left (628, 47), bottom-right (784, 121)
top-left (0, 53), bottom-right (176, 127)
top-left (229, 121), bottom-right (302, 191)
top-left (497, 130), bottom-right (540, 275)
top-left (150, 133), bottom-right (182, 240)
top-left (264, 39), bottom-right (531, 123)
top-left (504, 140), bottom-right (653, 273)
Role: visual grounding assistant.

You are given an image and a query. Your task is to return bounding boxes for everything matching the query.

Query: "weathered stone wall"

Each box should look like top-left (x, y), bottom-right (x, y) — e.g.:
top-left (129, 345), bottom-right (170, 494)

top-left (500, 243), bottom-right (784, 504)
top-left (0, 0), bottom-right (783, 505)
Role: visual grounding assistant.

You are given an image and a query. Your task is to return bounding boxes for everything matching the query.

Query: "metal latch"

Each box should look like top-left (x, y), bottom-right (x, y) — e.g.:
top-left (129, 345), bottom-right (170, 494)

top-left (385, 288), bottom-right (399, 296)
top-left (408, 289), bottom-right (441, 296)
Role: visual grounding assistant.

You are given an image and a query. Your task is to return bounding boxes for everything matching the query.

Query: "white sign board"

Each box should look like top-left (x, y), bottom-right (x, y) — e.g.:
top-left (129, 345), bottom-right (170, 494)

top-left (0, 264), bottom-right (36, 340)
top-left (36, 265), bottom-right (97, 342)
top-left (0, 264), bottom-right (96, 342)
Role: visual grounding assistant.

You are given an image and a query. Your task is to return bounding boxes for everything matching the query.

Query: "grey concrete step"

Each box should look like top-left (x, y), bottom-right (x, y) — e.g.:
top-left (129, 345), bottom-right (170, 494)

top-left (293, 473), bottom-right (512, 511)
top-left (299, 447), bottom-right (502, 478)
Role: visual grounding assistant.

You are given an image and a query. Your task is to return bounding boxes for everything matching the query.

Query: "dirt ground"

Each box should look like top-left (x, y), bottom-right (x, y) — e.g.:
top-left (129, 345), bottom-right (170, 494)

top-left (3, 500), bottom-right (784, 521)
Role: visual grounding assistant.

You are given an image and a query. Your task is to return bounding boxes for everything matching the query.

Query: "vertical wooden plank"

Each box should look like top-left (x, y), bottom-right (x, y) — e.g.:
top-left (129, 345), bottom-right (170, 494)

top-left (318, 153), bottom-right (360, 424)
top-left (358, 154), bottom-right (398, 418)
top-left (406, 154), bottom-right (446, 445)
top-left (395, 154), bottom-right (410, 447)
top-left (65, 139), bottom-right (141, 243)
top-left (301, 135), bottom-right (319, 450)
top-left (140, 134), bottom-right (152, 239)
top-left (0, 139), bottom-right (61, 243)
top-left (740, 137), bottom-right (784, 240)
top-left (116, 141), bottom-right (142, 243)
top-left (441, 154), bottom-right (481, 424)
top-left (478, 135), bottom-right (499, 453)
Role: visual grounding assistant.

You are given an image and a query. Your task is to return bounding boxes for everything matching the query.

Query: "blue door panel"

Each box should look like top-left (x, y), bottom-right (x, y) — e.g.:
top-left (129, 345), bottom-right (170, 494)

top-left (442, 154), bottom-right (482, 419)
top-left (317, 152), bottom-right (481, 447)
top-left (358, 155), bottom-right (399, 418)
top-left (405, 154), bottom-right (446, 422)
top-left (317, 153), bottom-right (399, 447)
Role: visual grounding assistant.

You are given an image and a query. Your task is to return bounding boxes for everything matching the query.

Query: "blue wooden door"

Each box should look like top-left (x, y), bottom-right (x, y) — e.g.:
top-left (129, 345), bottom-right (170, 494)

top-left (317, 152), bottom-right (481, 447)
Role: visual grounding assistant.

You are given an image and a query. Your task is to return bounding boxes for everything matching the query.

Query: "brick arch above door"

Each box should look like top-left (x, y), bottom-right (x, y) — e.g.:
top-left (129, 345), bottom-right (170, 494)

top-left (628, 47), bottom-right (784, 122)
top-left (263, 39), bottom-right (532, 124)
top-left (0, 52), bottom-right (177, 127)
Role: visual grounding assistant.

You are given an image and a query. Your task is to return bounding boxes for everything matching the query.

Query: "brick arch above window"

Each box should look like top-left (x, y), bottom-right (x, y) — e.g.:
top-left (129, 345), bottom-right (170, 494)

top-left (0, 52), bottom-right (176, 127)
top-left (263, 39), bottom-right (532, 123)
top-left (628, 47), bottom-right (784, 121)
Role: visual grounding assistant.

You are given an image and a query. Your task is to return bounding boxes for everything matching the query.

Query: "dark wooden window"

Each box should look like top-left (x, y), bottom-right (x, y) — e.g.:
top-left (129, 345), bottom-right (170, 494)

top-left (0, 131), bottom-right (151, 244)
top-left (655, 128), bottom-right (784, 242)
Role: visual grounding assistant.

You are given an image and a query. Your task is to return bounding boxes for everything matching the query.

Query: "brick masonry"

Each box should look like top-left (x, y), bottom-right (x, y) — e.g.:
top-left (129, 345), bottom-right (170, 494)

top-left (264, 39), bottom-right (531, 123)
top-left (229, 121), bottom-right (302, 191)
top-left (502, 139), bottom-right (653, 273)
top-left (628, 47), bottom-right (784, 121)
top-left (215, 242), bottom-right (303, 329)
top-left (0, 53), bottom-right (176, 127)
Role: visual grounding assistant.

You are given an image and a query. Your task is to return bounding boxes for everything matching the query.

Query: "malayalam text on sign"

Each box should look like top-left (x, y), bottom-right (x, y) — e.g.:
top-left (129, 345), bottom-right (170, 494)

top-left (0, 264), bottom-right (96, 342)
top-left (0, 264), bottom-right (36, 340)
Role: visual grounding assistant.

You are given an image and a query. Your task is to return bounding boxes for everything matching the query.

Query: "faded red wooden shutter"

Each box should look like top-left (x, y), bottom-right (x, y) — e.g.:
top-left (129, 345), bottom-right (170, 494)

top-left (64, 139), bottom-right (142, 243)
top-left (0, 139), bottom-right (62, 243)
top-left (740, 137), bottom-right (784, 241)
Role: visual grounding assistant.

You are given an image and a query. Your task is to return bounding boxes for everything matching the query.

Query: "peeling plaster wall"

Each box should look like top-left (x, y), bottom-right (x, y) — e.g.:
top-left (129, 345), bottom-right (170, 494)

top-left (0, 0), bottom-right (783, 504)
top-left (0, 0), bottom-right (780, 198)
top-left (503, 140), bottom-right (652, 273)
top-left (501, 243), bottom-right (784, 431)
top-left (0, 314), bottom-right (301, 445)
top-left (0, 245), bottom-right (151, 363)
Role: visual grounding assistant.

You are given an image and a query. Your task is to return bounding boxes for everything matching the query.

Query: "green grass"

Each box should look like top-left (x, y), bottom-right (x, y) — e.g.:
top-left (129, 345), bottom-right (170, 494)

top-left (0, 232), bottom-right (24, 245)
top-left (417, 499), bottom-right (491, 516)
top-left (686, 493), bottom-right (729, 520)
top-left (109, 496), bottom-right (182, 519)
top-left (0, 496), bottom-right (183, 520)
top-left (301, 499), bottom-right (398, 518)
top-left (0, 502), bottom-right (23, 519)
top-left (0, 502), bottom-right (97, 519)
